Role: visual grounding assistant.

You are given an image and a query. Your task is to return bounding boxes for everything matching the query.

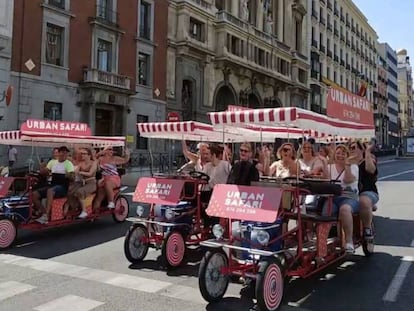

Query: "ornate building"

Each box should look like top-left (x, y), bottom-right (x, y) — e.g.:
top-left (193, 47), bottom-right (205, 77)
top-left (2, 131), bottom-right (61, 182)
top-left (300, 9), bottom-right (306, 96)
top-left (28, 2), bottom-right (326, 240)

top-left (166, 0), bottom-right (310, 122)
top-left (0, 0), bottom-right (14, 123)
top-left (397, 49), bottom-right (413, 138)
top-left (308, 0), bottom-right (378, 116)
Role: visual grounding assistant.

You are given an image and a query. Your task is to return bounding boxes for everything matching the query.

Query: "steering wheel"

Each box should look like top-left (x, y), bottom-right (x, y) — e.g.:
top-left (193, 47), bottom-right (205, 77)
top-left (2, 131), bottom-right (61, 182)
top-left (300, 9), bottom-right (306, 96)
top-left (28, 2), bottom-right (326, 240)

top-left (189, 171), bottom-right (210, 182)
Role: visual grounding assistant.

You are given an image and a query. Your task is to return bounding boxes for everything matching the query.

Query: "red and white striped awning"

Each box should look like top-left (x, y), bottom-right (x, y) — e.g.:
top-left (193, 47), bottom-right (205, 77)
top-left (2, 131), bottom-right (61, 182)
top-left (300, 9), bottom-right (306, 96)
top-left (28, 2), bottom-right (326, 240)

top-left (137, 121), bottom-right (249, 142)
top-left (0, 130), bottom-right (125, 147)
top-left (208, 107), bottom-right (375, 140)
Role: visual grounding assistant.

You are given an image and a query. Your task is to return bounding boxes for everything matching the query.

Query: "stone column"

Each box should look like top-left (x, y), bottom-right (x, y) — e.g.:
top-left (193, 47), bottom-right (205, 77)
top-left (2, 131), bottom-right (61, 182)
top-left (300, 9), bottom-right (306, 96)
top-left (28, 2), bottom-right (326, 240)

top-left (277, 0), bottom-right (284, 40)
top-left (230, 0), bottom-right (238, 17)
top-left (257, 0), bottom-right (264, 30)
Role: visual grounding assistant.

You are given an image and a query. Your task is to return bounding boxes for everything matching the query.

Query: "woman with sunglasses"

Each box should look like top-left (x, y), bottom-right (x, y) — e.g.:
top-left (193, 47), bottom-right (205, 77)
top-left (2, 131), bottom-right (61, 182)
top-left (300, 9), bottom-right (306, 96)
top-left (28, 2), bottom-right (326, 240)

top-left (323, 145), bottom-right (360, 253)
top-left (264, 143), bottom-right (297, 178)
top-left (298, 141), bottom-right (327, 178)
top-left (66, 148), bottom-right (98, 218)
top-left (349, 140), bottom-right (378, 241)
top-left (93, 146), bottom-right (130, 210)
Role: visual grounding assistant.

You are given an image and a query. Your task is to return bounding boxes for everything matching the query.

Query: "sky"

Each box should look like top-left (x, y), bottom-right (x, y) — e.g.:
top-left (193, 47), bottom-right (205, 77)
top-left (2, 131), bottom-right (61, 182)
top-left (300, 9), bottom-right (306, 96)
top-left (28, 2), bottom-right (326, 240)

top-left (352, 0), bottom-right (413, 56)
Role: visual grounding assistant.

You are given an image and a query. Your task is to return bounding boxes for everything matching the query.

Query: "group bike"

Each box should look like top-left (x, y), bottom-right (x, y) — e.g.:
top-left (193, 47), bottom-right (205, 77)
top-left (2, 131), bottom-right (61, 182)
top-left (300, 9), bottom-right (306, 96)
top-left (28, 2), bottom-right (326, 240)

top-left (0, 107), bottom-right (377, 311)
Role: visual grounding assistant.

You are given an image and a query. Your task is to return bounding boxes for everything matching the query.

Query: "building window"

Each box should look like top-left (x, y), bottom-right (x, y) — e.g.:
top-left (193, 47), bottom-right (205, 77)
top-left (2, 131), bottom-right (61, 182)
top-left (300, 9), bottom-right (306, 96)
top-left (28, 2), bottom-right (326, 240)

top-left (44, 101), bottom-right (62, 121)
top-left (48, 0), bottom-right (65, 9)
top-left (97, 0), bottom-right (117, 25)
top-left (138, 52), bottom-right (150, 85)
top-left (46, 23), bottom-right (64, 66)
top-left (97, 39), bottom-right (112, 72)
top-left (139, 1), bottom-right (151, 40)
top-left (136, 114), bottom-right (148, 149)
top-left (189, 18), bottom-right (204, 42)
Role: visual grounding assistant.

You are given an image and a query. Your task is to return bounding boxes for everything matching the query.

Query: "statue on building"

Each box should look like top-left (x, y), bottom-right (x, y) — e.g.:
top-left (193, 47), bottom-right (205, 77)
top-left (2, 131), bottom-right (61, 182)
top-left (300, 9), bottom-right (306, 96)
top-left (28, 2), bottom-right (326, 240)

top-left (265, 13), bottom-right (273, 35)
top-left (241, 0), bottom-right (249, 22)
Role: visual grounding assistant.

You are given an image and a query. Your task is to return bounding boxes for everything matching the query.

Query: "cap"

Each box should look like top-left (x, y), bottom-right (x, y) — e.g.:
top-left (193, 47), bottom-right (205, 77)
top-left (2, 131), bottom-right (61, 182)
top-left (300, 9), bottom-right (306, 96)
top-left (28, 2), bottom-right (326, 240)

top-left (58, 146), bottom-right (70, 152)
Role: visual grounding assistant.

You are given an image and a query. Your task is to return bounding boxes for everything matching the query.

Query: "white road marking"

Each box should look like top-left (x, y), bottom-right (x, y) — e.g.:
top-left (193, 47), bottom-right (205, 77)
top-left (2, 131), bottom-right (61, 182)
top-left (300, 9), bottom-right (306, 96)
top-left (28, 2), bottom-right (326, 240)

top-left (378, 159), bottom-right (396, 165)
top-left (0, 254), bottom-right (171, 294)
top-left (0, 281), bottom-right (35, 301)
top-left (378, 169), bottom-right (414, 181)
top-left (382, 239), bottom-right (414, 302)
top-left (33, 295), bottom-right (104, 311)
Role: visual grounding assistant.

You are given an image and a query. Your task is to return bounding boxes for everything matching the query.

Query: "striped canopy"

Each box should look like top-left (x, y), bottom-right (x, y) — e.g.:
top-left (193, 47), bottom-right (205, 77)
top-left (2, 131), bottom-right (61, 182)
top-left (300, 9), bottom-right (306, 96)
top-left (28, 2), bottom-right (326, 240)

top-left (208, 107), bottom-right (375, 140)
top-left (0, 130), bottom-right (125, 147)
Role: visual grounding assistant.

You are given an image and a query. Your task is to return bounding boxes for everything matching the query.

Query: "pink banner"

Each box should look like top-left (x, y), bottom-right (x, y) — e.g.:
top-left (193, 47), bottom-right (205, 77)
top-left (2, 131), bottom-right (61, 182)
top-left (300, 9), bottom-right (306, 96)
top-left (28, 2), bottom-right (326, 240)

top-left (206, 185), bottom-right (282, 223)
top-left (21, 120), bottom-right (92, 136)
top-left (133, 177), bottom-right (185, 205)
top-left (0, 177), bottom-right (14, 198)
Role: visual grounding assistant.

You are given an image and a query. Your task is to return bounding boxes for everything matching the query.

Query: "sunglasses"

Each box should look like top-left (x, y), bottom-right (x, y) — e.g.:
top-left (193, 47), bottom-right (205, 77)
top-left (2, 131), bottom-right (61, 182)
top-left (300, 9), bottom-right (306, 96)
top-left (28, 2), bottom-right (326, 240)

top-left (282, 148), bottom-right (292, 152)
top-left (240, 148), bottom-right (249, 153)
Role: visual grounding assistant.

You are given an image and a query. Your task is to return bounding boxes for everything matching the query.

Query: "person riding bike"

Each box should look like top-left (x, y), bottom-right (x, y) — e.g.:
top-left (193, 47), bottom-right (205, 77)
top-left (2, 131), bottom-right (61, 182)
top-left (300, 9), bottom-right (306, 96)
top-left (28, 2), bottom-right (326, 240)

top-left (33, 146), bottom-right (75, 224)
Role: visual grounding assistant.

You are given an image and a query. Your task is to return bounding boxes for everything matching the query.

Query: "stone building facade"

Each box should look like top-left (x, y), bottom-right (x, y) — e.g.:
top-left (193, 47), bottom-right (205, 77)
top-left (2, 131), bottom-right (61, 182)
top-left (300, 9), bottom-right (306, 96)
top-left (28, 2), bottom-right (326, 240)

top-left (397, 49), bottom-right (413, 138)
top-left (166, 0), bottom-right (310, 123)
top-left (308, 0), bottom-right (378, 117)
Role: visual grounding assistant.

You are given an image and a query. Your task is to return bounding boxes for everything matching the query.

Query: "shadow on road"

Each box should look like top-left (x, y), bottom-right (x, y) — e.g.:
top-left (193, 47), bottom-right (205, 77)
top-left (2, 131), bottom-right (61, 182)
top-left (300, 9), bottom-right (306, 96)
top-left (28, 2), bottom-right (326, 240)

top-left (128, 247), bottom-right (203, 278)
top-left (374, 215), bottom-right (414, 248)
top-left (4, 217), bottom-right (132, 259)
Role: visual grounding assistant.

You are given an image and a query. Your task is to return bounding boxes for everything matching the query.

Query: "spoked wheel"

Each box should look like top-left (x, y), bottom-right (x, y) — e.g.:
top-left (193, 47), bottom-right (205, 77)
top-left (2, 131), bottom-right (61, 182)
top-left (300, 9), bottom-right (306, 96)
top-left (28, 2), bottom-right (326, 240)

top-left (124, 224), bottom-right (149, 264)
top-left (256, 257), bottom-right (285, 311)
top-left (161, 230), bottom-right (186, 269)
top-left (112, 195), bottom-right (129, 223)
top-left (362, 221), bottom-right (375, 257)
top-left (199, 249), bottom-right (229, 303)
top-left (0, 219), bottom-right (17, 250)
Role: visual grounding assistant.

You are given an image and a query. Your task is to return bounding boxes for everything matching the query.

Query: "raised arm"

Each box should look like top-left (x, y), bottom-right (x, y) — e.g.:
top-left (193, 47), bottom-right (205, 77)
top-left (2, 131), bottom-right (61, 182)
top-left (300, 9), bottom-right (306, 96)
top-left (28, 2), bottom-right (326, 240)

top-left (182, 140), bottom-right (199, 163)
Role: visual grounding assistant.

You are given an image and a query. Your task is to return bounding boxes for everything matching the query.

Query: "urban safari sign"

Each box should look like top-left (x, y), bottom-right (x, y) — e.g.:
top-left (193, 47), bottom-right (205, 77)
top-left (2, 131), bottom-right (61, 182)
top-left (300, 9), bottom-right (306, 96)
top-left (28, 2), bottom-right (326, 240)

top-left (327, 86), bottom-right (374, 126)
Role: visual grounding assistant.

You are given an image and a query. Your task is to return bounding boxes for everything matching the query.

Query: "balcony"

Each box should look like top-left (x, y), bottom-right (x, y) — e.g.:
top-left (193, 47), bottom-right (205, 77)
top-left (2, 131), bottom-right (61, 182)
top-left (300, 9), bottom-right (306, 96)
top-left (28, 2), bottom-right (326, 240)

top-left (312, 9), bottom-right (319, 20)
top-left (94, 4), bottom-right (118, 26)
top-left (334, 29), bottom-right (339, 37)
top-left (327, 50), bottom-right (332, 58)
top-left (351, 25), bottom-right (355, 33)
top-left (334, 8), bottom-right (339, 16)
top-left (311, 70), bottom-right (319, 79)
top-left (187, 0), bottom-right (212, 10)
top-left (340, 34), bottom-right (345, 42)
top-left (216, 11), bottom-right (248, 31)
top-left (340, 59), bottom-right (345, 66)
top-left (327, 23), bottom-right (332, 32)
top-left (327, 1), bottom-right (332, 10)
top-left (320, 45), bottom-right (326, 53)
top-left (346, 39), bottom-right (350, 47)
top-left (83, 68), bottom-right (131, 90)
top-left (334, 55), bottom-right (339, 62)
top-left (320, 16), bottom-right (326, 26)
top-left (346, 64), bottom-right (351, 70)
top-left (346, 20), bottom-right (350, 28)
top-left (340, 14), bottom-right (345, 22)
top-left (312, 39), bottom-right (318, 48)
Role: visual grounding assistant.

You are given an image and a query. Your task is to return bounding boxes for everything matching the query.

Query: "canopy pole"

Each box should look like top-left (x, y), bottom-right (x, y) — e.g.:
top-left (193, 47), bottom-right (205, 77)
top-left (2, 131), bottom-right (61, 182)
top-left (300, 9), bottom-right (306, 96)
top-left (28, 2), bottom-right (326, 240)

top-left (149, 138), bottom-right (154, 176)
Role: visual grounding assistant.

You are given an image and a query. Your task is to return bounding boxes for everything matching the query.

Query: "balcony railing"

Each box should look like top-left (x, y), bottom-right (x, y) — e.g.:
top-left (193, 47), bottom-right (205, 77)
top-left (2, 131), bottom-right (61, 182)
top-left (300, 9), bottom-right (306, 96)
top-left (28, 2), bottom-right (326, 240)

top-left (83, 68), bottom-right (131, 90)
top-left (95, 4), bottom-right (118, 26)
top-left (216, 11), bottom-right (248, 30)
top-left (312, 39), bottom-right (318, 48)
top-left (187, 0), bottom-right (212, 10)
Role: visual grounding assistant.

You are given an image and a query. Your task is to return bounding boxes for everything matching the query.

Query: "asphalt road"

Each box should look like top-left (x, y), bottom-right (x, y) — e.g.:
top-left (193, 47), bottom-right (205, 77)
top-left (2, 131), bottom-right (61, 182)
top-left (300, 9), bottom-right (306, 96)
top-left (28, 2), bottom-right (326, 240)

top-left (1, 157), bottom-right (414, 311)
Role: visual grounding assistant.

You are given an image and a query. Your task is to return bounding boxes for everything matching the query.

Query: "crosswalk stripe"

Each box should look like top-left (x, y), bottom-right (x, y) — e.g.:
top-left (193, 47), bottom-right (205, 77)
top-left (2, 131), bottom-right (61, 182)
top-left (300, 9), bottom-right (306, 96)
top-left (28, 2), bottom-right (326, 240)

top-left (0, 281), bottom-right (35, 301)
top-left (0, 254), bottom-right (172, 294)
top-left (33, 295), bottom-right (104, 311)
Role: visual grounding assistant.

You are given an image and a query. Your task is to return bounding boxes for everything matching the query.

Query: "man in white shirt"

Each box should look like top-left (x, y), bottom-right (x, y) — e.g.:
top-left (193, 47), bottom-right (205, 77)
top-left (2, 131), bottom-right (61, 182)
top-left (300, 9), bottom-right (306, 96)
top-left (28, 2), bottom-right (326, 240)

top-left (8, 145), bottom-right (17, 167)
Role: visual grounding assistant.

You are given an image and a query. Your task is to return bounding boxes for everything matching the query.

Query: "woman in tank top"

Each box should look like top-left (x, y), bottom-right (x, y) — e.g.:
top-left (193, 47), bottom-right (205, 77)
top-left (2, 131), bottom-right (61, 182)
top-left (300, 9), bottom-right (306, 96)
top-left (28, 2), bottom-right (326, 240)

top-left (93, 146), bottom-right (130, 210)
